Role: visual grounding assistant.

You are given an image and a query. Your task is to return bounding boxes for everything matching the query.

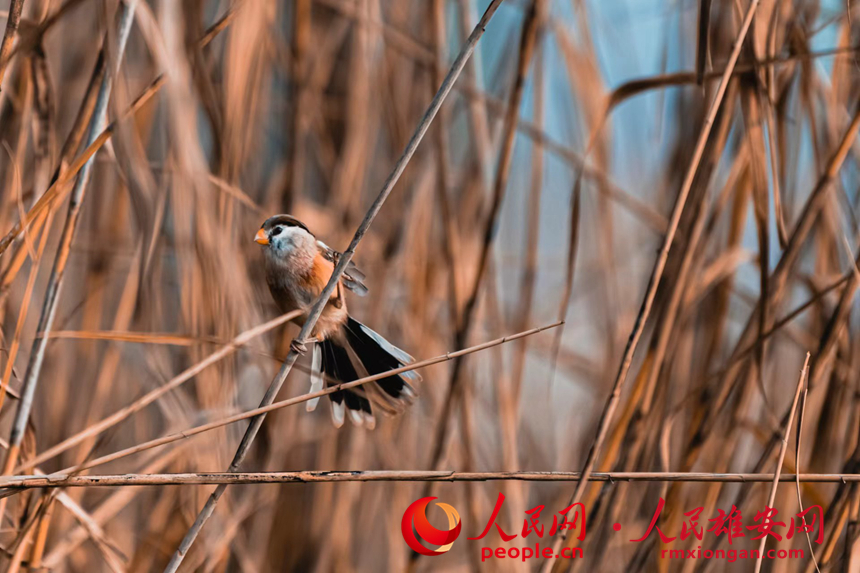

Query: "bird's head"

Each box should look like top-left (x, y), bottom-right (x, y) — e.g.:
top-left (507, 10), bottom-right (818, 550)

top-left (254, 215), bottom-right (315, 256)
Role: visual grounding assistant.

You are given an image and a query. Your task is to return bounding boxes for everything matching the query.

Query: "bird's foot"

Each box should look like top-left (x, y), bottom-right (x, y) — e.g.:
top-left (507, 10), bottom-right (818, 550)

top-left (290, 339), bottom-right (308, 355)
top-left (290, 338), bottom-right (318, 356)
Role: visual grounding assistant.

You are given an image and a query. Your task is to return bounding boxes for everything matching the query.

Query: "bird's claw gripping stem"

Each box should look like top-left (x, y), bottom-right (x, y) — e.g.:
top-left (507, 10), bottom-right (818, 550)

top-left (290, 338), bottom-right (317, 356)
top-left (290, 339), bottom-right (308, 355)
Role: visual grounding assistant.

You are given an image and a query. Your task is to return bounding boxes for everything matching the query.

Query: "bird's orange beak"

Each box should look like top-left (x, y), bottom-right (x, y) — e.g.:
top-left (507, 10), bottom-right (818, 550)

top-left (254, 228), bottom-right (269, 245)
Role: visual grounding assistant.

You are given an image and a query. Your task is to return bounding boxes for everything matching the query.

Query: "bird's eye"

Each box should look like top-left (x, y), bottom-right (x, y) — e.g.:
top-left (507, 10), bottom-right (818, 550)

top-left (271, 227), bottom-right (282, 236)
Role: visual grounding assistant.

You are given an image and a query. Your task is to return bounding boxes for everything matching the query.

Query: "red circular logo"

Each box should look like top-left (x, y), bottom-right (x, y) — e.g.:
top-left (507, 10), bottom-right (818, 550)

top-left (401, 497), bottom-right (462, 556)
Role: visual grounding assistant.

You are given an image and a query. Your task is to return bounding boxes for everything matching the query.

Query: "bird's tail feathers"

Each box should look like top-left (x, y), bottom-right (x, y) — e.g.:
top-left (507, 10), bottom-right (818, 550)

top-left (309, 316), bottom-right (417, 428)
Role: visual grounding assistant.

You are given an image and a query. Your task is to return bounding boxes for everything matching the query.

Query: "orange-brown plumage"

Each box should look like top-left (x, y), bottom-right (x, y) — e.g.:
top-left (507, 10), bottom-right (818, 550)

top-left (305, 252), bottom-right (334, 296)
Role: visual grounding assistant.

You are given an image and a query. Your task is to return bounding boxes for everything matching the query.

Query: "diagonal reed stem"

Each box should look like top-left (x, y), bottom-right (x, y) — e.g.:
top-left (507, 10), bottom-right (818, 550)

top-left (162, 1), bottom-right (507, 570)
top-left (0, 0), bottom-right (26, 90)
top-left (543, 0), bottom-right (761, 568)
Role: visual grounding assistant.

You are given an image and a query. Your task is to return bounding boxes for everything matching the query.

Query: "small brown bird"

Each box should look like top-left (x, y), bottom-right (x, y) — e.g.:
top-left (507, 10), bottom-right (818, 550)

top-left (254, 214), bottom-right (418, 428)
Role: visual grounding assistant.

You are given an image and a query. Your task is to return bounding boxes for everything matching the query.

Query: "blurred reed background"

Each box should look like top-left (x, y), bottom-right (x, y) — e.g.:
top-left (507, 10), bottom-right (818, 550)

top-left (0, 0), bottom-right (857, 570)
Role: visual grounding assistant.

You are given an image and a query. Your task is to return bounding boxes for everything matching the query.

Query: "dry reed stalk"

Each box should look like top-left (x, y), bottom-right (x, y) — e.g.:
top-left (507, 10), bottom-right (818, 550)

top-left (401, 6), bottom-right (544, 567)
top-left (421, 0), bottom-right (543, 487)
top-left (695, 0), bottom-right (712, 85)
top-left (431, 0), bottom-right (461, 329)
top-left (753, 353), bottom-right (809, 573)
top-left (45, 330), bottom-right (230, 345)
top-left (5, 516), bottom-right (37, 573)
top-left (607, 80), bottom-right (739, 495)
top-left (545, 1), bottom-right (762, 566)
top-left (72, 246), bottom-right (142, 472)
top-left (606, 47), bottom-right (859, 109)
top-left (50, 487), bottom-right (126, 571)
top-left (0, 0), bottom-right (91, 73)
top-left (4, 470), bottom-right (860, 489)
top-left (27, 494), bottom-right (53, 569)
top-left (741, 79), bottom-right (772, 408)
top-left (794, 355), bottom-right (821, 572)
top-left (554, 19), bottom-right (618, 392)
top-left (511, 33), bottom-right (545, 410)
top-left (457, 0), bottom-right (493, 182)
top-left (0, 209), bottom-right (53, 415)
top-left (581, 81), bottom-right (742, 572)
top-left (764, 93), bottom-right (789, 249)
top-left (500, 27), bottom-right (546, 573)
top-left (426, 7), bottom-right (485, 572)
top-left (0, 0), bottom-right (26, 90)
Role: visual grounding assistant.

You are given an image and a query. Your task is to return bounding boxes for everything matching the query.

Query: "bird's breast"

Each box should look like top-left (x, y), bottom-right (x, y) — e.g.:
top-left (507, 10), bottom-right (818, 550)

top-left (263, 249), bottom-right (346, 339)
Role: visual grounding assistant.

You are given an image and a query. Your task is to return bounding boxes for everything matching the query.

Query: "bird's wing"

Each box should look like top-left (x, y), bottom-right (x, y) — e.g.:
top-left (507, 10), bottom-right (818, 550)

top-left (317, 241), bottom-right (369, 296)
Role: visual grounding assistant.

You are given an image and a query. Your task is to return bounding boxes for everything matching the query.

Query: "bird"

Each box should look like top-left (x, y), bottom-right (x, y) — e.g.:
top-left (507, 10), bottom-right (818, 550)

top-left (254, 214), bottom-right (418, 428)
